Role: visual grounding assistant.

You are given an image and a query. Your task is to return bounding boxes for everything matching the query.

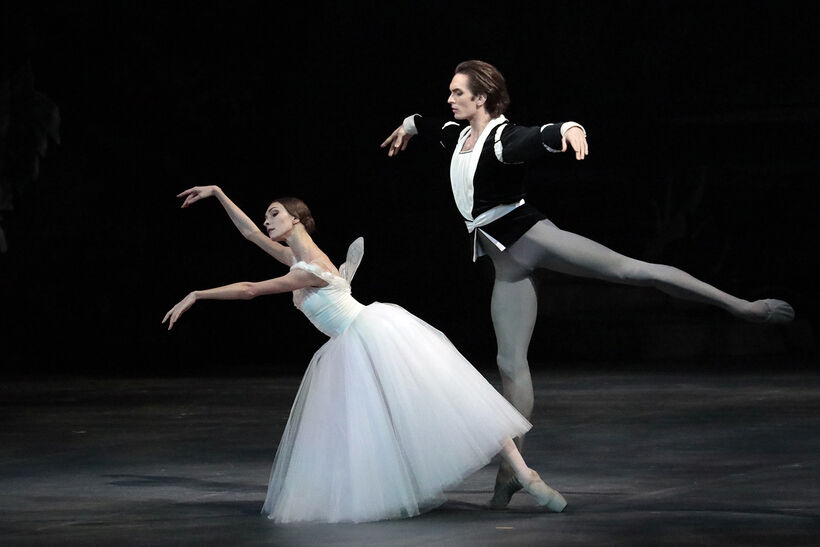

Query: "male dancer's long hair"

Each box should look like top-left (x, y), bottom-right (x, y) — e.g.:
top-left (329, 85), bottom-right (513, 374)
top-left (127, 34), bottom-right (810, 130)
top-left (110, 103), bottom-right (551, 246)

top-left (454, 60), bottom-right (511, 118)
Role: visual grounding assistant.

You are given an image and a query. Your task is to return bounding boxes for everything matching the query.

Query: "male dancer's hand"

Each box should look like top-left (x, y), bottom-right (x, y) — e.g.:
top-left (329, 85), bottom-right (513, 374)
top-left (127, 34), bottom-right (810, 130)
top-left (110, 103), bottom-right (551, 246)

top-left (562, 126), bottom-right (589, 160)
top-left (381, 125), bottom-right (414, 157)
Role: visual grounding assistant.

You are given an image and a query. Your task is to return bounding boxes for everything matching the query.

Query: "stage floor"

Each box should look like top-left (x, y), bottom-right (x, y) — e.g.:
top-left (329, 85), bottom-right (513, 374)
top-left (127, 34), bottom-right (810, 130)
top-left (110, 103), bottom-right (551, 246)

top-left (2, 369), bottom-right (820, 546)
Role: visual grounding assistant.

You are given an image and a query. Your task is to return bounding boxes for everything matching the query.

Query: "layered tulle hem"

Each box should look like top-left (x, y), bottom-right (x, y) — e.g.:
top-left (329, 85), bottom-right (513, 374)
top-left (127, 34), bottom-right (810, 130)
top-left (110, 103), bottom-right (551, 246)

top-left (262, 303), bottom-right (531, 524)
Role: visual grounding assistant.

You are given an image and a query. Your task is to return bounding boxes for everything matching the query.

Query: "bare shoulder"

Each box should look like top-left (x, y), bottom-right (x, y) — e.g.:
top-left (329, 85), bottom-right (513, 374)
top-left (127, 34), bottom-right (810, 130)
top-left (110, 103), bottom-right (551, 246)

top-left (287, 267), bottom-right (329, 288)
top-left (315, 254), bottom-right (341, 277)
top-left (300, 251), bottom-right (340, 277)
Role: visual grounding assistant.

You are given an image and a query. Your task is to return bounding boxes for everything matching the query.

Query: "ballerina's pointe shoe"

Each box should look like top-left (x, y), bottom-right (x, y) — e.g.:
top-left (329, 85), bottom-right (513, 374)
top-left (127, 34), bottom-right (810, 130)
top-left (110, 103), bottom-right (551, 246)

top-left (488, 476), bottom-right (523, 509)
top-left (520, 470), bottom-right (567, 512)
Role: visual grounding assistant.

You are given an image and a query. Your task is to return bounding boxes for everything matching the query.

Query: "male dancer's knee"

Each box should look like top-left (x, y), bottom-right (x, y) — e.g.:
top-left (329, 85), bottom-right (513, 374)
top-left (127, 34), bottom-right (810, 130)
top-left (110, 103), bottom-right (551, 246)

top-left (608, 257), bottom-right (666, 287)
top-left (497, 355), bottom-right (534, 417)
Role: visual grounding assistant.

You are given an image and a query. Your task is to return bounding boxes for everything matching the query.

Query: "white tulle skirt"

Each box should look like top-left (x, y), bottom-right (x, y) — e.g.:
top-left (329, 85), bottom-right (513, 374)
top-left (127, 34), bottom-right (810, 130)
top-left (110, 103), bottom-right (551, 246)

top-left (261, 303), bottom-right (532, 524)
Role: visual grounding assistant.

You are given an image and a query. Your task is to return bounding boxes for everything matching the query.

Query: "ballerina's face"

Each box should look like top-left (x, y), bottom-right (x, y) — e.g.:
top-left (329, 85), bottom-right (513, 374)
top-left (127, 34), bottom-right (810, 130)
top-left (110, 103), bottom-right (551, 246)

top-left (448, 73), bottom-right (484, 120)
top-left (264, 202), bottom-right (298, 241)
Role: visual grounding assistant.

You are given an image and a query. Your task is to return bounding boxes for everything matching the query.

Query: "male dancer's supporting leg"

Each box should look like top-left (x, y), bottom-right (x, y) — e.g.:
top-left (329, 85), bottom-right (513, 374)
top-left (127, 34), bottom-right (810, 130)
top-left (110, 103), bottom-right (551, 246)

top-left (497, 437), bottom-right (566, 512)
top-left (482, 235), bottom-right (542, 508)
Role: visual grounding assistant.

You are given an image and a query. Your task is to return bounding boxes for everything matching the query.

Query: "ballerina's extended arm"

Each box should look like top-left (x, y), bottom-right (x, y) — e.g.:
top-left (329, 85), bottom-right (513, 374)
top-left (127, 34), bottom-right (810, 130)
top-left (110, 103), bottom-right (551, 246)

top-left (162, 269), bottom-right (324, 331)
top-left (177, 185), bottom-right (295, 266)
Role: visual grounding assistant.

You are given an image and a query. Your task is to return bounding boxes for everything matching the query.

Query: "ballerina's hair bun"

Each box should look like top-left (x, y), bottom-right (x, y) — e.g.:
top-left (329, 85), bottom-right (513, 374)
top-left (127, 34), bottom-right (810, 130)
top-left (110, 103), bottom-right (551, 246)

top-left (272, 197), bottom-right (316, 234)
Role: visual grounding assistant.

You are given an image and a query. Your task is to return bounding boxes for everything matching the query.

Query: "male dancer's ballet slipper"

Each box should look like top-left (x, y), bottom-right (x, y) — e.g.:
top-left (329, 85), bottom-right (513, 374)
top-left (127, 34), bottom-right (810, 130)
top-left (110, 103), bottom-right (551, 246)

top-left (761, 299), bottom-right (795, 324)
top-left (736, 299), bottom-right (795, 324)
top-left (488, 476), bottom-right (522, 509)
top-left (519, 470), bottom-right (567, 512)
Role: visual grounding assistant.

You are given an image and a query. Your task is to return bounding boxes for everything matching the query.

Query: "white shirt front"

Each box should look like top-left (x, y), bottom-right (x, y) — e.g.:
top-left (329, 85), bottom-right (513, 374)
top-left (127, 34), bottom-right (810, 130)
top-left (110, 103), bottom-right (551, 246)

top-left (451, 149), bottom-right (474, 220)
top-left (402, 114), bottom-right (585, 260)
top-left (452, 145), bottom-right (524, 260)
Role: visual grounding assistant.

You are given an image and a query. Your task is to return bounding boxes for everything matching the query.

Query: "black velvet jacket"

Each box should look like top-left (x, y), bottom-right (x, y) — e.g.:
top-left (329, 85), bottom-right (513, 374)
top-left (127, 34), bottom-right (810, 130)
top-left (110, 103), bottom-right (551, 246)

top-left (412, 114), bottom-right (568, 253)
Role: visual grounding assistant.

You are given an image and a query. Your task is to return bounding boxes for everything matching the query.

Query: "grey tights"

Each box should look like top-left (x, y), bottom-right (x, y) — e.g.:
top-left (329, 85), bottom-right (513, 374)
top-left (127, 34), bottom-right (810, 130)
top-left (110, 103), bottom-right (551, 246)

top-left (483, 219), bottom-right (794, 491)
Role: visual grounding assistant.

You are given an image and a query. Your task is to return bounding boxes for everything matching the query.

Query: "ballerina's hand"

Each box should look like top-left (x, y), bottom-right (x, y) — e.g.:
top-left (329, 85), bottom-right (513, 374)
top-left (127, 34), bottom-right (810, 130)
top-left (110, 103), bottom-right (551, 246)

top-left (177, 185), bottom-right (219, 208)
top-left (561, 126), bottom-right (589, 160)
top-left (162, 292), bottom-right (196, 330)
top-left (380, 125), bottom-right (413, 157)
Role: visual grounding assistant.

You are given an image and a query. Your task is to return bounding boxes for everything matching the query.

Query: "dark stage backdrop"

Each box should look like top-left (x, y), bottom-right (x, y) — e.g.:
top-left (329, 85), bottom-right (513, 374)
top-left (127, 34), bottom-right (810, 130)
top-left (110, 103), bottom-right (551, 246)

top-left (2, 2), bottom-right (818, 377)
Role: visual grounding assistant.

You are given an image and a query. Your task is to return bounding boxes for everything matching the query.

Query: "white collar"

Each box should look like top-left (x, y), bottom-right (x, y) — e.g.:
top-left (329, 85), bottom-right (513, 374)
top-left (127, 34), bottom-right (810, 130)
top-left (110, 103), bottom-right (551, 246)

top-left (452, 115), bottom-right (508, 185)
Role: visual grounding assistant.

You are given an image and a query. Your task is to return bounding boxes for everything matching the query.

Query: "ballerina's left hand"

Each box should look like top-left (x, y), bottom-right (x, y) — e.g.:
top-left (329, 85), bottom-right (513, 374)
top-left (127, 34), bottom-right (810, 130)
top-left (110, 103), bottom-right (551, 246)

top-left (162, 292), bottom-right (196, 330)
top-left (177, 186), bottom-right (219, 208)
top-left (562, 126), bottom-right (589, 160)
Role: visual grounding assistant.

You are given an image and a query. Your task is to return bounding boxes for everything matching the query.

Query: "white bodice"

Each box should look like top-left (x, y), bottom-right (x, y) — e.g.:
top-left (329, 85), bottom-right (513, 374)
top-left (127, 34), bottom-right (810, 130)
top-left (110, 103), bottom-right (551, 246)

top-left (290, 238), bottom-right (366, 338)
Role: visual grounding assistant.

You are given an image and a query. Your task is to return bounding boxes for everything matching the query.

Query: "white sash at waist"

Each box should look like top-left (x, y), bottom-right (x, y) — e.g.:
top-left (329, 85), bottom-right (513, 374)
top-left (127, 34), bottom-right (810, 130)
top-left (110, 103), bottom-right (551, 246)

top-left (463, 199), bottom-right (525, 262)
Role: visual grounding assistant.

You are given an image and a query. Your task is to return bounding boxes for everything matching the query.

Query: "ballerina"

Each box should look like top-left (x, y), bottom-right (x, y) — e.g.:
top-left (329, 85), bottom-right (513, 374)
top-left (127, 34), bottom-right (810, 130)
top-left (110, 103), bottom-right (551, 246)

top-left (381, 59), bottom-right (795, 508)
top-left (162, 185), bottom-right (567, 523)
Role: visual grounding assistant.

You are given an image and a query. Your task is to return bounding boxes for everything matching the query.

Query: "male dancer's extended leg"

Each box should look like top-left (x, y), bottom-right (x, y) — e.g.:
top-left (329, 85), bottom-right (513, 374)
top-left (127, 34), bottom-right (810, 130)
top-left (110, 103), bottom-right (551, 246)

top-left (509, 221), bottom-right (794, 323)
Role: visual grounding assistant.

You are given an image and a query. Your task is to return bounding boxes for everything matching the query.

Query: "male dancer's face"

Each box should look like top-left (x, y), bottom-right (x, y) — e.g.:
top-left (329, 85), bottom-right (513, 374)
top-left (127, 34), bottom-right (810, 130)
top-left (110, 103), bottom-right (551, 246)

top-left (448, 73), bottom-right (483, 121)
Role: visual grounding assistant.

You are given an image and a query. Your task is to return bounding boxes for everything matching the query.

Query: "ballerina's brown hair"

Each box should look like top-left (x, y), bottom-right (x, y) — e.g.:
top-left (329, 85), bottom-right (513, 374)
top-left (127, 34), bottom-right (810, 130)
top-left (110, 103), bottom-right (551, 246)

top-left (272, 197), bottom-right (316, 234)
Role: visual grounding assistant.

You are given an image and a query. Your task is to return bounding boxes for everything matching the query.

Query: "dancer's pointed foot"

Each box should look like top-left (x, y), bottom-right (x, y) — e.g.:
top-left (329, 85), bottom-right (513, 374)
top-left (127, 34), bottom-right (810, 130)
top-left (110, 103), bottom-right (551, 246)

top-left (519, 470), bottom-right (567, 512)
top-left (762, 299), bottom-right (795, 324)
top-left (742, 299), bottom-right (795, 324)
top-left (488, 475), bottom-right (522, 509)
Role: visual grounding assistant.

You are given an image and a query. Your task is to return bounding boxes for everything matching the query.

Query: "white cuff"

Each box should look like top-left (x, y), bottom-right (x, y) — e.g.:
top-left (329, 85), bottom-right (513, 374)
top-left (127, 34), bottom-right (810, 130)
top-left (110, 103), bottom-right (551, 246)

top-left (560, 121), bottom-right (585, 136)
top-left (402, 115), bottom-right (419, 135)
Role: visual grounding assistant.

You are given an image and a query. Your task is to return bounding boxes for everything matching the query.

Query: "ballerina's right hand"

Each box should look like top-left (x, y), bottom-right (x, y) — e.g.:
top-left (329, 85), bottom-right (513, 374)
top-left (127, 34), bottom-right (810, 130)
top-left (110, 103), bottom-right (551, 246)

top-left (162, 292), bottom-right (196, 330)
top-left (177, 185), bottom-right (219, 208)
top-left (380, 125), bottom-right (413, 157)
